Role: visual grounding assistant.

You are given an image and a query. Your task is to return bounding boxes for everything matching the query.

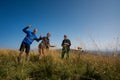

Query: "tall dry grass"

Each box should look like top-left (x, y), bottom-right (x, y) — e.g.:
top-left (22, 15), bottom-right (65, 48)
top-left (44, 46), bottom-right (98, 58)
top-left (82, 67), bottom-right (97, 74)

top-left (0, 49), bottom-right (120, 80)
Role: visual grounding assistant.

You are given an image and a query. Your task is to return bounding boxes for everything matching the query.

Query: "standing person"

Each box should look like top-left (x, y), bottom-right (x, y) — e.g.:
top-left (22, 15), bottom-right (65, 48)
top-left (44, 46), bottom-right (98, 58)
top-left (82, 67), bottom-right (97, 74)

top-left (17, 25), bottom-right (40, 62)
top-left (61, 35), bottom-right (71, 59)
top-left (38, 33), bottom-right (51, 58)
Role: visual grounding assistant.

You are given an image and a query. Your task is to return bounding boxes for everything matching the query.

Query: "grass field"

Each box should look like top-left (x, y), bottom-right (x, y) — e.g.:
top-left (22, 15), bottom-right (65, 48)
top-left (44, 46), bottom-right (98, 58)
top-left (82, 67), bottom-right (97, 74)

top-left (0, 49), bottom-right (120, 80)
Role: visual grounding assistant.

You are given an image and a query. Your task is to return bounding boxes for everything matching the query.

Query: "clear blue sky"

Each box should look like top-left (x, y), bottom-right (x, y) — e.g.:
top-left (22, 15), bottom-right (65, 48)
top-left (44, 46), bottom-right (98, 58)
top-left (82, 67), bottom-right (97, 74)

top-left (0, 0), bottom-right (120, 51)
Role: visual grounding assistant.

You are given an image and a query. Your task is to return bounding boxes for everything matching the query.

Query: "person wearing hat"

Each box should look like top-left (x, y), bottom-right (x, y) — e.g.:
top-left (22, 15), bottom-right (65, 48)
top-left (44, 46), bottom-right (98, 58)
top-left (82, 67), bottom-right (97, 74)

top-left (17, 25), bottom-right (40, 63)
top-left (61, 35), bottom-right (71, 59)
top-left (38, 33), bottom-right (51, 58)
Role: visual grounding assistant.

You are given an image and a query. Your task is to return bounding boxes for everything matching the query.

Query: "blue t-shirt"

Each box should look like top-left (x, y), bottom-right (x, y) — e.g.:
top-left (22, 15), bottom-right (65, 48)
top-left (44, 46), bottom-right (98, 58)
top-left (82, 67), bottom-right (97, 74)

top-left (22, 27), bottom-right (37, 45)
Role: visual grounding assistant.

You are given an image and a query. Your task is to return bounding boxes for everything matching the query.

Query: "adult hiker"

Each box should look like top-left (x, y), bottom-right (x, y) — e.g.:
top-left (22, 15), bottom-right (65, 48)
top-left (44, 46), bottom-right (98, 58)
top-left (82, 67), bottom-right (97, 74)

top-left (38, 33), bottom-right (51, 58)
top-left (17, 25), bottom-right (40, 62)
top-left (61, 35), bottom-right (71, 59)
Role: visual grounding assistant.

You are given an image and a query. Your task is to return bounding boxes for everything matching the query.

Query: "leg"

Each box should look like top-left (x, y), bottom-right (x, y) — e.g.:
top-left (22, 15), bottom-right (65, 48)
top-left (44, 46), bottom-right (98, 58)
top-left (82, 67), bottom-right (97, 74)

top-left (66, 50), bottom-right (70, 60)
top-left (26, 53), bottom-right (29, 61)
top-left (38, 48), bottom-right (41, 56)
top-left (25, 44), bottom-right (30, 61)
top-left (38, 43), bottom-right (44, 59)
top-left (18, 50), bottom-right (24, 63)
top-left (18, 42), bottom-right (25, 63)
top-left (38, 48), bottom-right (42, 59)
top-left (61, 50), bottom-right (65, 59)
top-left (42, 48), bottom-right (45, 55)
top-left (45, 47), bottom-right (49, 54)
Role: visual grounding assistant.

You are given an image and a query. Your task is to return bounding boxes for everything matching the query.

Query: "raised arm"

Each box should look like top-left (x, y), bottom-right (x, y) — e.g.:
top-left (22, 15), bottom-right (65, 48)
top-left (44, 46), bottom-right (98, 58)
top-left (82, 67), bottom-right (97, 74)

top-left (23, 25), bottom-right (31, 34)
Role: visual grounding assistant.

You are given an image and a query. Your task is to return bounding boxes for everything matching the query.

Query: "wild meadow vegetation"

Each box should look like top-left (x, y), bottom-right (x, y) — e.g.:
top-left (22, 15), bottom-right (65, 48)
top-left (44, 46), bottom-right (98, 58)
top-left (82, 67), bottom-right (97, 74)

top-left (0, 49), bottom-right (120, 80)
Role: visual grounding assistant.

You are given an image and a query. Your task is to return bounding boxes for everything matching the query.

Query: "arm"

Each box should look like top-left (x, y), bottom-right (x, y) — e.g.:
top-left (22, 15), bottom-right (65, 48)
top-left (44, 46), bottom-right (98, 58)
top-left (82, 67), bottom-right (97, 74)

top-left (34, 34), bottom-right (43, 42)
top-left (64, 39), bottom-right (71, 46)
top-left (68, 39), bottom-right (71, 46)
top-left (61, 40), bottom-right (64, 47)
top-left (34, 36), bottom-right (43, 42)
top-left (34, 38), bottom-right (39, 42)
top-left (46, 38), bottom-right (50, 48)
top-left (23, 25), bottom-right (31, 34)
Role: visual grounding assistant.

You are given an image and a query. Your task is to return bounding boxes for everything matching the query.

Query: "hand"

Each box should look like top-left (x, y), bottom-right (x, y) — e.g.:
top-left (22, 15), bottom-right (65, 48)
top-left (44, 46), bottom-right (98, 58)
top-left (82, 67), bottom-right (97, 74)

top-left (40, 34), bottom-right (42, 37)
top-left (64, 43), bottom-right (69, 45)
top-left (27, 25), bottom-right (32, 28)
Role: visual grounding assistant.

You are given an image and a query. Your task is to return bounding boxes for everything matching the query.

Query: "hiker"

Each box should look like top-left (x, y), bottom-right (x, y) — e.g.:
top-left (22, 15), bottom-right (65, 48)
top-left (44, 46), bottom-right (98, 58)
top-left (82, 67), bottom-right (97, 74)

top-left (77, 47), bottom-right (84, 58)
top-left (38, 33), bottom-right (51, 58)
top-left (78, 47), bottom-right (84, 53)
top-left (61, 35), bottom-right (71, 59)
top-left (17, 25), bottom-right (40, 62)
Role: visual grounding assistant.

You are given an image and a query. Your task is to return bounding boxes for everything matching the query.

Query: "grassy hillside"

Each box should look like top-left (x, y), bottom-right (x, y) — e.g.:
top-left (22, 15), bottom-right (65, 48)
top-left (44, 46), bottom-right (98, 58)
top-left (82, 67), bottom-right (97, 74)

top-left (0, 49), bottom-right (120, 80)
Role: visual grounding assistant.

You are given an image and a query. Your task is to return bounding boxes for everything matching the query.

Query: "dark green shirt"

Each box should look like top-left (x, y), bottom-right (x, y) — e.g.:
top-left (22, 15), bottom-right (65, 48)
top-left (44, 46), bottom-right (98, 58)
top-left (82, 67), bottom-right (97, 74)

top-left (61, 39), bottom-right (71, 50)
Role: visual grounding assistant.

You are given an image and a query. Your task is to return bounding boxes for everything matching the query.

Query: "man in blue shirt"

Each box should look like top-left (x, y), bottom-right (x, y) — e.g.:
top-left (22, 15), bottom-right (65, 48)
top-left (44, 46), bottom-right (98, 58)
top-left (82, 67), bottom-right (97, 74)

top-left (18, 25), bottom-right (40, 62)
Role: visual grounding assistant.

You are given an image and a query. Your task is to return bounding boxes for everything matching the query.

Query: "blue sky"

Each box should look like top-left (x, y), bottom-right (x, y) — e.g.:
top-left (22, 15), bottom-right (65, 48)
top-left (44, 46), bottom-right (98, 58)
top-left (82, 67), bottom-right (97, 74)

top-left (0, 0), bottom-right (120, 51)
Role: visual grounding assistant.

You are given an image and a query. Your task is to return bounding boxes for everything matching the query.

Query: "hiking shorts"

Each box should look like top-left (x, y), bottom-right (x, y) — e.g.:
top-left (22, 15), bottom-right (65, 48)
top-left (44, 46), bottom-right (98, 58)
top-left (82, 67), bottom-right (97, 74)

top-left (19, 42), bottom-right (30, 54)
top-left (38, 43), bottom-right (46, 49)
